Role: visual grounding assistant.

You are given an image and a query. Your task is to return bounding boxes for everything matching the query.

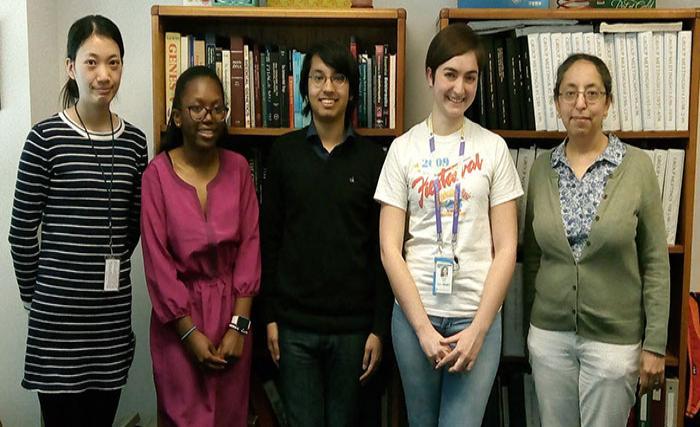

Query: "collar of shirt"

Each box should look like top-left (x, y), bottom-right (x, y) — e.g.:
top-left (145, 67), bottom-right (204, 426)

top-left (551, 133), bottom-right (625, 171)
top-left (306, 120), bottom-right (355, 160)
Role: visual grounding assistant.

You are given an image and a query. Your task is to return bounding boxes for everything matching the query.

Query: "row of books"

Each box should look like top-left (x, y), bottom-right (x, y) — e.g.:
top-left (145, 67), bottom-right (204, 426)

top-left (510, 146), bottom-right (684, 246)
top-left (468, 20), bottom-right (692, 132)
top-left (631, 378), bottom-right (680, 427)
top-left (164, 32), bottom-right (397, 130)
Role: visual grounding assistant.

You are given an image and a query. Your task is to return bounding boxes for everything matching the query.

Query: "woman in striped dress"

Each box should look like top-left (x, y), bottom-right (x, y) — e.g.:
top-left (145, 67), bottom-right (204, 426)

top-left (8, 15), bottom-right (147, 427)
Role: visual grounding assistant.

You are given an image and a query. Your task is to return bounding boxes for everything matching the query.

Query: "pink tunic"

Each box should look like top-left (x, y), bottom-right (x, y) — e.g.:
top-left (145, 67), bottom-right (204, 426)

top-left (141, 149), bottom-right (261, 427)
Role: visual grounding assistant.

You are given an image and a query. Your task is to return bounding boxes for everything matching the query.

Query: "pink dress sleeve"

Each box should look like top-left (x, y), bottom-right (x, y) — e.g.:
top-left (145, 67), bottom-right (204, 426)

top-left (140, 163), bottom-right (192, 324)
top-left (231, 156), bottom-right (261, 297)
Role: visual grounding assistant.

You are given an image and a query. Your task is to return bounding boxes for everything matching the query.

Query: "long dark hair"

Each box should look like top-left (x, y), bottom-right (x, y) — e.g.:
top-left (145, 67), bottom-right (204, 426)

top-left (160, 66), bottom-right (228, 153)
top-left (61, 15), bottom-right (125, 109)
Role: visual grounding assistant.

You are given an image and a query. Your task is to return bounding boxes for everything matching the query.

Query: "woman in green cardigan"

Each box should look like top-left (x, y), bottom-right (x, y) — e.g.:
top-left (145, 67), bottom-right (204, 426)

top-left (523, 53), bottom-right (670, 427)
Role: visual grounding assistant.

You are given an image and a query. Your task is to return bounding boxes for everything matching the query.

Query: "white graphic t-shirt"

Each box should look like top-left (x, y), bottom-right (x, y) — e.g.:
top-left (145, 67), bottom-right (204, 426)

top-left (374, 117), bottom-right (523, 317)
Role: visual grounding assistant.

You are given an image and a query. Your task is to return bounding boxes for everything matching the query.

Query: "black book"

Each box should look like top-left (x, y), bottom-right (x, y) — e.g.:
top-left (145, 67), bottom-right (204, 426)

top-left (494, 36), bottom-right (509, 130)
top-left (505, 34), bottom-right (523, 130)
top-left (270, 47), bottom-right (281, 128)
top-left (518, 36), bottom-right (536, 131)
top-left (279, 47), bottom-right (289, 128)
top-left (482, 36), bottom-right (498, 130)
top-left (263, 46), bottom-right (273, 127)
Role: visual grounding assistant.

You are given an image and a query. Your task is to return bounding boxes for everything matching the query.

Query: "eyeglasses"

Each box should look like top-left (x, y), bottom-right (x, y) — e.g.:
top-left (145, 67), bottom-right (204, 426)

top-left (308, 72), bottom-right (348, 88)
top-left (558, 90), bottom-right (607, 104)
top-left (185, 105), bottom-right (229, 122)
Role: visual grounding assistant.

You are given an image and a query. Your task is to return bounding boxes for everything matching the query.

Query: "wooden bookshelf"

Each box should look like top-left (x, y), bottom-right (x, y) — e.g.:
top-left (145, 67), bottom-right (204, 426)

top-left (151, 5), bottom-right (406, 151)
top-left (151, 6), bottom-right (406, 426)
top-left (440, 7), bottom-right (699, 426)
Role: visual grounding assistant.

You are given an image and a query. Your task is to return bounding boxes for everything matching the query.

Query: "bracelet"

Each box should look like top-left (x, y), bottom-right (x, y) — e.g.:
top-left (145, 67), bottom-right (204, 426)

top-left (180, 325), bottom-right (197, 342)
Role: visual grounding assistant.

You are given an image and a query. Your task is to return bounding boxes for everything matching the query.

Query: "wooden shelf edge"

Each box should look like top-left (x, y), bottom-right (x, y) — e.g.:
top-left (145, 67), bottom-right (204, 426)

top-left (494, 130), bottom-right (690, 140)
top-left (153, 5), bottom-right (405, 20)
top-left (669, 245), bottom-right (684, 254)
top-left (157, 125), bottom-right (400, 138)
top-left (439, 7), bottom-right (697, 21)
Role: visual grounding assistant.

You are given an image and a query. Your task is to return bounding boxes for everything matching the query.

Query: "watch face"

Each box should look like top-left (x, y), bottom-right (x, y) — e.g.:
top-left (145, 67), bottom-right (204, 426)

top-left (237, 316), bottom-right (251, 330)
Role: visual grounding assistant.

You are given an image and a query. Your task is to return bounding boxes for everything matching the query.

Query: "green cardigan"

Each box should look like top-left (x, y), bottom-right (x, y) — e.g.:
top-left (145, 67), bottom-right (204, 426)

top-left (523, 143), bottom-right (670, 355)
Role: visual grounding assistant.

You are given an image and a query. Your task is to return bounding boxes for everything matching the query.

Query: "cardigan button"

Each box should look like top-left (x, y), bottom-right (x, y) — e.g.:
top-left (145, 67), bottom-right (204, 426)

top-left (573, 285), bottom-right (577, 290)
top-left (603, 194), bottom-right (608, 199)
top-left (595, 215), bottom-right (600, 221)
top-left (586, 241), bottom-right (591, 247)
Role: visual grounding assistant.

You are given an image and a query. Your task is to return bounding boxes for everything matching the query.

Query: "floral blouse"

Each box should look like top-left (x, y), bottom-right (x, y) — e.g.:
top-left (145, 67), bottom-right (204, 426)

top-left (551, 134), bottom-right (626, 261)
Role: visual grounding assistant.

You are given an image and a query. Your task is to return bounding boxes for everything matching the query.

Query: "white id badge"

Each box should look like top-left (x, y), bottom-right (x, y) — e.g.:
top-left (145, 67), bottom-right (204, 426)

top-left (104, 257), bottom-right (120, 291)
top-left (432, 257), bottom-right (454, 295)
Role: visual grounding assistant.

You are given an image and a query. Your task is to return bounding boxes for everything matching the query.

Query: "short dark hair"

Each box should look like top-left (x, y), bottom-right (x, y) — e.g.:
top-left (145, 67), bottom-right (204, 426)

top-left (553, 53), bottom-right (613, 103)
top-left (299, 41), bottom-right (359, 125)
top-left (160, 66), bottom-right (227, 153)
top-left (61, 15), bottom-right (125, 109)
top-left (425, 23), bottom-right (485, 81)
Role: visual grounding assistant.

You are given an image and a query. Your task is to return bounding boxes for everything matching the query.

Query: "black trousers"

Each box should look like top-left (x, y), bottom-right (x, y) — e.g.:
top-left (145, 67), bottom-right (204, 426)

top-left (38, 389), bottom-right (121, 427)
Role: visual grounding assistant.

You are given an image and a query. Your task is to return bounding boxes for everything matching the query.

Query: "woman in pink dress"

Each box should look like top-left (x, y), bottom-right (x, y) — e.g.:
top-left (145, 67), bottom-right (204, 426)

top-left (141, 66), bottom-right (261, 426)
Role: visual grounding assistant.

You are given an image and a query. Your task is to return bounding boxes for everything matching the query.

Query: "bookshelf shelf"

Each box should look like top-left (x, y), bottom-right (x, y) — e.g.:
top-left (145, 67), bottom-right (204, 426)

top-left (441, 8), bottom-right (699, 426)
top-left (151, 5), bottom-right (406, 152)
top-left (151, 6), bottom-right (406, 425)
top-left (495, 130), bottom-right (691, 140)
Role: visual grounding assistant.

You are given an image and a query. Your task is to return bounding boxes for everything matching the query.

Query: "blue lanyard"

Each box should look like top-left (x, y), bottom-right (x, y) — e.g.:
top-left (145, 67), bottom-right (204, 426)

top-left (428, 116), bottom-right (465, 253)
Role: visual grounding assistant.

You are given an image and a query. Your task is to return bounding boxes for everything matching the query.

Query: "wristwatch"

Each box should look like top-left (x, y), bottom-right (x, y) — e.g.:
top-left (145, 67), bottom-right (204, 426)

top-left (229, 315), bottom-right (251, 335)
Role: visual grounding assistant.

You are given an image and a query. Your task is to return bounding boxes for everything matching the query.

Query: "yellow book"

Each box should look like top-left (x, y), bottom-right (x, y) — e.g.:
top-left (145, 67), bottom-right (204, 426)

top-left (164, 32), bottom-right (181, 122)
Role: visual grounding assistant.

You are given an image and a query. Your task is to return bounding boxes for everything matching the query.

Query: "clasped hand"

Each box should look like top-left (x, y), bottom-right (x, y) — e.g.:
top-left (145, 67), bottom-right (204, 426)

top-left (419, 323), bottom-right (486, 373)
top-left (183, 329), bottom-right (245, 370)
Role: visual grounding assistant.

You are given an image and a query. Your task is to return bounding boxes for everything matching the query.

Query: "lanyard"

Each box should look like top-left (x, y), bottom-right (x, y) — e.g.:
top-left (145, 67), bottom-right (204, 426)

top-left (427, 115), bottom-right (465, 255)
top-left (75, 108), bottom-right (116, 256)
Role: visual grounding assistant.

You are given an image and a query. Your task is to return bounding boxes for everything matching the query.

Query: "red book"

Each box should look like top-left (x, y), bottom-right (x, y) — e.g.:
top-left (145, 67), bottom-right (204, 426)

top-left (229, 35), bottom-right (245, 128)
top-left (253, 44), bottom-right (263, 127)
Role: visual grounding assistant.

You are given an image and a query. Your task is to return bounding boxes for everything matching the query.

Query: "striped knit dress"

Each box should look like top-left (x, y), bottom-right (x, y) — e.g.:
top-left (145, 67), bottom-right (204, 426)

top-left (8, 112), bottom-right (147, 393)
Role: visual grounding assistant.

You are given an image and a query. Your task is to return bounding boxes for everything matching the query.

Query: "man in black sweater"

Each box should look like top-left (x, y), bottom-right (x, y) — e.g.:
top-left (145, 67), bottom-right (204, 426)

top-left (261, 40), bottom-right (392, 426)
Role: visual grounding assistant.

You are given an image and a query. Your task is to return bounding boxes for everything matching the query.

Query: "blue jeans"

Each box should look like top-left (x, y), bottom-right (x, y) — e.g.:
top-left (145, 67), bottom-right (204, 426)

top-left (392, 303), bottom-right (502, 427)
top-left (277, 325), bottom-right (367, 427)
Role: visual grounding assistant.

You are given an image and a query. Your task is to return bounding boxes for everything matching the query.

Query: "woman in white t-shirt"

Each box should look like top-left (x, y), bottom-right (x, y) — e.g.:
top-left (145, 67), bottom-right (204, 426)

top-left (374, 23), bottom-right (522, 426)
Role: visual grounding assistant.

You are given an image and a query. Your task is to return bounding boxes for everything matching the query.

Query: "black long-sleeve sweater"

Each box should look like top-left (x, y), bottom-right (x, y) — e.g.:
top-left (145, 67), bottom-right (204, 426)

top-left (261, 126), bottom-right (392, 336)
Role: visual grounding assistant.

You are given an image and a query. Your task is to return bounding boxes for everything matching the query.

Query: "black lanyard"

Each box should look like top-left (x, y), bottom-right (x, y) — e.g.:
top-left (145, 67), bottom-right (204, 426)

top-left (75, 108), bottom-right (115, 257)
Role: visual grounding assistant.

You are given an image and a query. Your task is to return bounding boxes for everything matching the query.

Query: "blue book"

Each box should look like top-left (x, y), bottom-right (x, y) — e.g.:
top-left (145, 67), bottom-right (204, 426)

top-left (292, 50), bottom-right (303, 128)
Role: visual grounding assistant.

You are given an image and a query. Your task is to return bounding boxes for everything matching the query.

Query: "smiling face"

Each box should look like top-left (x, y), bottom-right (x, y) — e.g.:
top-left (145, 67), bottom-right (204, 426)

top-left (307, 54), bottom-right (350, 126)
top-left (427, 51), bottom-right (479, 124)
top-left (173, 76), bottom-right (226, 151)
top-left (555, 59), bottom-right (611, 138)
top-left (66, 34), bottom-right (122, 110)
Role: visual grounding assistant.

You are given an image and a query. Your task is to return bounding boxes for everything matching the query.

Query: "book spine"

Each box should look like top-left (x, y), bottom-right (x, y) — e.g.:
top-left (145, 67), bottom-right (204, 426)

top-left (270, 49), bottom-right (281, 128)
top-left (625, 33), bottom-right (643, 131)
top-left (194, 39), bottom-right (205, 66)
top-left (614, 33), bottom-right (632, 131)
top-left (676, 31), bottom-right (691, 131)
top-left (180, 35), bottom-right (189, 76)
top-left (389, 53), bottom-right (396, 130)
top-left (243, 44), bottom-right (251, 128)
top-left (230, 36), bottom-right (245, 128)
top-left (637, 31), bottom-right (655, 131)
top-left (215, 47), bottom-right (223, 81)
top-left (549, 33), bottom-right (565, 132)
top-left (164, 32), bottom-right (181, 123)
top-left (494, 36), bottom-right (509, 129)
top-left (571, 32), bottom-right (584, 54)
top-left (505, 35), bottom-right (522, 130)
top-left (538, 33), bottom-right (557, 131)
top-left (253, 45), bottom-right (262, 127)
top-left (358, 54), bottom-right (367, 128)
top-left (663, 32), bottom-right (677, 131)
top-left (260, 48), bottom-right (269, 127)
top-left (653, 149), bottom-right (668, 196)
top-left (601, 34), bottom-right (621, 131)
top-left (374, 45), bottom-right (384, 128)
top-left (484, 36), bottom-right (498, 130)
top-left (527, 34), bottom-right (545, 131)
top-left (651, 33), bottom-right (665, 131)
top-left (382, 44), bottom-right (390, 129)
top-left (279, 48), bottom-right (289, 128)
top-left (662, 149), bottom-right (685, 245)
top-left (222, 50), bottom-right (231, 126)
